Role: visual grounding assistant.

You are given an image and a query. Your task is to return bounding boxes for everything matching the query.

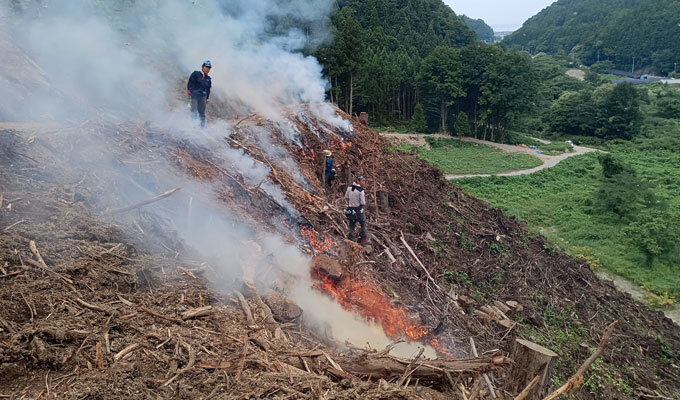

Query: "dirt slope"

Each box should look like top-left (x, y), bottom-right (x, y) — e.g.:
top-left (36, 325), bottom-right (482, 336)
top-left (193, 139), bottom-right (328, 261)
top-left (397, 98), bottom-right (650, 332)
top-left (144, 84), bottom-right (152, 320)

top-left (1, 111), bottom-right (679, 399)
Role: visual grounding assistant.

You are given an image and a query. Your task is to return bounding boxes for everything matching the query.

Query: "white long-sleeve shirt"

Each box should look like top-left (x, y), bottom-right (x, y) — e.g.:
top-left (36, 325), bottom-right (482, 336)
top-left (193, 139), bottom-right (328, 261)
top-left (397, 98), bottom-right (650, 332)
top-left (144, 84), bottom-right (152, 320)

top-left (345, 182), bottom-right (366, 209)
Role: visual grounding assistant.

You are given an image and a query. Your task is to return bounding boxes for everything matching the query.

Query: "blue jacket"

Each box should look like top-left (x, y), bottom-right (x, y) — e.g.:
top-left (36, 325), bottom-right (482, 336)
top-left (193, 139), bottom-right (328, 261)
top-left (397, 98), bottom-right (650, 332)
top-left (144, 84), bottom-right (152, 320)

top-left (325, 157), bottom-right (334, 176)
top-left (187, 71), bottom-right (212, 99)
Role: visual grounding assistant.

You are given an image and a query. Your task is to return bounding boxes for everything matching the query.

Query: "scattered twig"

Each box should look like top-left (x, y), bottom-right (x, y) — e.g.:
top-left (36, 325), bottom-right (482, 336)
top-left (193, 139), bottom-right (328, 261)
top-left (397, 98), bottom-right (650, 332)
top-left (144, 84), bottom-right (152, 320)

top-left (110, 188), bottom-right (180, 214)
top-left (235, 335), bottom-right (249, 380)
top-left (234, 291), bottom-right (255, 326)
top-left (400, 233), bottom-right (457, 303)
top-left (543, 320), bottom-right (619, 400)
top-left (29, 240), bottom-right (49, 271)
top-left (139, 306), bottom-right (182, 324)
top-left (96, 341), bottom-right (104, 368)
top-left (397, 347), bottom-right (425, 386)
top-left (163, 343), bottom-right (195, 386)
top-left (20, 292), bottom-right (34, 321)
top-left (180, 306), bottom-right (213, 320)
top-left (75, 298), bottom-right (113, 315)
top-left (98, 243), bottom-right (122, 256)
top-left (113, 343), bottom-right (141, 361)
top-left (177, 266), bottom-right (197, 279)
top-left (234, 113), bottom-right (257, 128)
top-left (3, 219), bottom-right (26, 231)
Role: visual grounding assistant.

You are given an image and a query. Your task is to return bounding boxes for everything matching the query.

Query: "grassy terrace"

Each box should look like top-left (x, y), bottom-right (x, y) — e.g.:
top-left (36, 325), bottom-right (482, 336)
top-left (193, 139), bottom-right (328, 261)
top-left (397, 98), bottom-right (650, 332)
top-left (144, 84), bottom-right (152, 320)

top-left (457, 150), bottom-right (680, 303)
top-left (398, 137), bottom-right (543, 175)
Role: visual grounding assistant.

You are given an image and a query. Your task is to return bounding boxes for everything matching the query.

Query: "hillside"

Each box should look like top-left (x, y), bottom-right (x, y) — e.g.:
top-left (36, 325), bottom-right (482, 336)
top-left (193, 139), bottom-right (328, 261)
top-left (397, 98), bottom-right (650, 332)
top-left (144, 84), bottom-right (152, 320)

top-left (1, 1), bottom-right (680, 399)
top-left (504, 0), bottom-right (680, 74)
top-left (460, 15), bottom-right (494, 42)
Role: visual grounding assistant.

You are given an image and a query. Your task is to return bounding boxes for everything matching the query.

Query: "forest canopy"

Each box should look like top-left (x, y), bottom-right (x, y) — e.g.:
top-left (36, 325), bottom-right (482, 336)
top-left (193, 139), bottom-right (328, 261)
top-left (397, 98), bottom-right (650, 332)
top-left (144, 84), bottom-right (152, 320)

top-left (503, 0), bottom-right (680, 74)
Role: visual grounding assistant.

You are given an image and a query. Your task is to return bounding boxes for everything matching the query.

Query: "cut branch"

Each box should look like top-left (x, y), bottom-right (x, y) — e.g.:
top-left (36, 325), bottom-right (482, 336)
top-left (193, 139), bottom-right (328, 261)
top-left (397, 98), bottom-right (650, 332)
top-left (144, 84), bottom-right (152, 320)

top-left (543, 320), bottom-right (619, 400)
top-left (110, 188), bottom-right (180, 214)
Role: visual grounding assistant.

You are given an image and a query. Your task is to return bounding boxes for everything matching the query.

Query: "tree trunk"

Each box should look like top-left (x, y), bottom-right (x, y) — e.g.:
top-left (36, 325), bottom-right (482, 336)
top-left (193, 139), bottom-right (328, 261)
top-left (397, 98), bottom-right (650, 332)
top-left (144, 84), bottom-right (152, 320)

top-left (349, 72), bottom-right (354, 117)
top-left (440, 101), bottom-right (447, 133)
top-left (328, 76), bottom-right (334, 104)
top-left (511, 339), bottom-right (558, 400)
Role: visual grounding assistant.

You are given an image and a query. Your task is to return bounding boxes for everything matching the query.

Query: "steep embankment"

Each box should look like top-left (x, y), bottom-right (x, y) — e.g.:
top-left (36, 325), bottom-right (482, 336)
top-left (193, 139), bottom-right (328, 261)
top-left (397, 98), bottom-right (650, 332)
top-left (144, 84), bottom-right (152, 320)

top-left (504, 0), bottom-right (680, 73)
top-left (1, 110), bottom-right (679, 399)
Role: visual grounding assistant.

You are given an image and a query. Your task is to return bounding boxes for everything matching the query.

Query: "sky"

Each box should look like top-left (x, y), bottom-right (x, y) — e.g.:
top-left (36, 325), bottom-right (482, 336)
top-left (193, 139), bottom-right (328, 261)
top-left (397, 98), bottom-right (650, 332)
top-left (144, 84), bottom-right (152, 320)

top-left (444, 0), bottom-right (556, 32)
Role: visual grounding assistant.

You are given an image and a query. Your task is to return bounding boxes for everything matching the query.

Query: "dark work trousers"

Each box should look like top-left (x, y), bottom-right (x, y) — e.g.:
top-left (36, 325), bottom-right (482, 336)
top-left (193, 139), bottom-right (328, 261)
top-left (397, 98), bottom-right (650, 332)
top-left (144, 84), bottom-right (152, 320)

top-left (190, 96), bottom-right (207, 128)
top-left (348, 209), bottom-right (367, 242)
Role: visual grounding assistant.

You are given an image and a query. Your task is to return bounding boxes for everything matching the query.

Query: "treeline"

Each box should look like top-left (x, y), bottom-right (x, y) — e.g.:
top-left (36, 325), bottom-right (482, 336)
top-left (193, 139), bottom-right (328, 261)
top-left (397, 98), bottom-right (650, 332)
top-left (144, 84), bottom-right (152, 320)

top-left (316, 0), bottom-right (538, 137)
top-left (504, 0), bottom-right (680, 74)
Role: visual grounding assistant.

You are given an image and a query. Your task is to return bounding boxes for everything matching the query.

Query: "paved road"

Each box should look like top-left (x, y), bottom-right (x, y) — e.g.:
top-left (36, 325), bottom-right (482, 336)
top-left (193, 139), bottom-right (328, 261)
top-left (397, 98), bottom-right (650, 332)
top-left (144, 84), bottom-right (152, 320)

top-left (379, 132), bottom-right (599, 179)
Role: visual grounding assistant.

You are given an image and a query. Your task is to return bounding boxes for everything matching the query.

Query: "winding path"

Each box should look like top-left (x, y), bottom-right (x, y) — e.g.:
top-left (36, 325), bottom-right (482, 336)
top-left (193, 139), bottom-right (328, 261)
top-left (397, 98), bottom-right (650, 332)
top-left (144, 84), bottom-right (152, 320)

top-left (379, 133), bottom-right (599, 179)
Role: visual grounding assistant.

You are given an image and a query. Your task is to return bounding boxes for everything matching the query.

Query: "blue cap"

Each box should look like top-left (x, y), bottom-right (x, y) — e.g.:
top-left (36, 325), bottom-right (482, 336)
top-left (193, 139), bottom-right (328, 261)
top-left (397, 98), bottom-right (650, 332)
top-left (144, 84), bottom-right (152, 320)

top-left (202, 60), bottom-right (212, 67)
top-left (356, 174), bottom-right (365, 181)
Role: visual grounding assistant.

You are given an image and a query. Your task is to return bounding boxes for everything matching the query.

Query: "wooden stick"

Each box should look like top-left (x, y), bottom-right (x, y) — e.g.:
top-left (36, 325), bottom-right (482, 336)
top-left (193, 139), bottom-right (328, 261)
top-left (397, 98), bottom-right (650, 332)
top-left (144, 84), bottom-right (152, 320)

top-left (110, 188), bottom-right (180, 214)
top-left (234, 291), bottom-right (255, 326)
top-left (96, 341), bottom-right (104, 368)
top-left (470, 337), bottom-right (497, 399)
top-left (180, 306), bottom-right (213, 320)
top-left (24, 256), bottom-right (75, 287)
top-left (234, 113), bottom-right (257, 128)
top-left (29, 240), bottom-right (48, 270)
top-left (235, 335), bottom-right (249, 380)
top-left (113, 343), bottom-right (140, 361)
top-left (543, 320), bottom-right (619, 400)
top-left (139, 306), bottom-right (182, 324)
top-left (177, 266), bottom-right (197, 279)
top-left (75, 298), bottom-right (113, 315)
top-left (400, 233), bottom-right (457, 302)
top-left (397, 347), bottom-right (425, 386)
top-left (515, 375), bottom-right (541, 400)
top-left (3, 219), bottom-right (26, 231)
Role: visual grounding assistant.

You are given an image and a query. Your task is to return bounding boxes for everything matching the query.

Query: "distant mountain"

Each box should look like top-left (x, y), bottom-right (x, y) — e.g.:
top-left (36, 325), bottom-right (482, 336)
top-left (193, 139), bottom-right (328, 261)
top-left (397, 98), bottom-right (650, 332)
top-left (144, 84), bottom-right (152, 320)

top-left (504, 0), bottom-right (680, 74)
top-left (460, 15), bottom-right (494, 42)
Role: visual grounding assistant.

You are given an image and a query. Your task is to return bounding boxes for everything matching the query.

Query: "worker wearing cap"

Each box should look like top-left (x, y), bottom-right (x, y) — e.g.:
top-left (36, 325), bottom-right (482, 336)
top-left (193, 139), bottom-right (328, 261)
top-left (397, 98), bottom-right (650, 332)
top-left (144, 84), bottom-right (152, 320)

top-left (187, 60), bottom-right (212, 128)
top-left (345, 174), bottom-right (367, 243)
top-left (323, 150), bottom-right (336, 187)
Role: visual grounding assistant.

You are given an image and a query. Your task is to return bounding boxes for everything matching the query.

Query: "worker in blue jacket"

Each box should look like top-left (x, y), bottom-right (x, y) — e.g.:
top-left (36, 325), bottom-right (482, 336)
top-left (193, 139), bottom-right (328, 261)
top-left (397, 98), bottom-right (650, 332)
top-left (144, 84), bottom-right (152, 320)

top-left (187, 60), bottom-right (212, 128)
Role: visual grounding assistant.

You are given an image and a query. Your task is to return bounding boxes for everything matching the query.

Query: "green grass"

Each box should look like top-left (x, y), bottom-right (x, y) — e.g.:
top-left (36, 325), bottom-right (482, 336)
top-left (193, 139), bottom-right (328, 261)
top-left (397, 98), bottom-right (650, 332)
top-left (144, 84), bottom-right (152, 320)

top-left (456, 149), bottom-right (680, 301)
top-left (398, 137), bottom-right (543, 175)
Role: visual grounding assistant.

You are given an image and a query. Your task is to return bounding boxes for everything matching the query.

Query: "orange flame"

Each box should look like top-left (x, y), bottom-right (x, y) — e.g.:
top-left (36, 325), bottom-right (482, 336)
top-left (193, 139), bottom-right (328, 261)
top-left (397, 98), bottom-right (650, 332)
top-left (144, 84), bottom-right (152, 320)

top-left (313, 270), bottom-right (427, 340)
top-left (300, 228), bottom-right (453, 357)
top-left (301, 226), bottom-right (337, 254)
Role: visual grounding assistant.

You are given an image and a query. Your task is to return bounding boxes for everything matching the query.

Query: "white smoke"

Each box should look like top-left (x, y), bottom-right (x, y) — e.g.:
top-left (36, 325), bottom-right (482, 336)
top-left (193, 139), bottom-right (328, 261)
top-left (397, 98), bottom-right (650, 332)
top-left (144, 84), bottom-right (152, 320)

top-left (0, 0), bottom-right (429, 358)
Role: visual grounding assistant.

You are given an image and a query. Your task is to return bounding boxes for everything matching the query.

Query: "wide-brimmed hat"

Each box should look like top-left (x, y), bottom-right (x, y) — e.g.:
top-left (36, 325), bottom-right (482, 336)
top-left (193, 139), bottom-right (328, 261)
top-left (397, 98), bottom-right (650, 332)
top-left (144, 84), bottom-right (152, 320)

top-left (323, 150), bottom-right (332, 157)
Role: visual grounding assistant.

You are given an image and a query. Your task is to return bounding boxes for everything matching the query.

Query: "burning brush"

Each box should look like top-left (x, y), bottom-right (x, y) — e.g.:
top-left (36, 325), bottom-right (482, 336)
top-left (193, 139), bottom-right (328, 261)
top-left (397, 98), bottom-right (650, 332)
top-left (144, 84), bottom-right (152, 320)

top-left (311, 255), bottom-right (453, 358)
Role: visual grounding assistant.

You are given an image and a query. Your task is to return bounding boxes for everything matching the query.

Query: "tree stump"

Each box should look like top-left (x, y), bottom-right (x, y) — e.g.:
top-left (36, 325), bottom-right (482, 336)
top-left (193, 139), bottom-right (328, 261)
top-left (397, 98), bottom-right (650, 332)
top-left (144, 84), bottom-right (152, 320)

top-left (359, 112), bottom-right (369, 125)
top-left (377, 190), bottom-right (390, 213)
top-left (343, 163), bottom-right (352, 186)
top-left (511, 339), bottom-right (558, 400)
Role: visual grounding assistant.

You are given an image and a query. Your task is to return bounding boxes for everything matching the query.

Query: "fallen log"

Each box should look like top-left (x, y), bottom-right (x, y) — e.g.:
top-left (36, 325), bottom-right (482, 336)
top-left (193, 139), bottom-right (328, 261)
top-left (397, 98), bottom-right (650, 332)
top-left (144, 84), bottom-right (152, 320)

top-left (285, 354), bottom-right (510, 383)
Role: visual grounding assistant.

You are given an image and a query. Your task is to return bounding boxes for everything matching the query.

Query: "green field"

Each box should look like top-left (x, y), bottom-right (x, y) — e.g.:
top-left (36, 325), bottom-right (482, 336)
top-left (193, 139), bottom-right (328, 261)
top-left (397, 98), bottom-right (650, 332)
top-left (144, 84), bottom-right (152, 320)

top-left (456, 147), bottom-right (680, 303)
top-left (398, 137), bottom-right (543, 175)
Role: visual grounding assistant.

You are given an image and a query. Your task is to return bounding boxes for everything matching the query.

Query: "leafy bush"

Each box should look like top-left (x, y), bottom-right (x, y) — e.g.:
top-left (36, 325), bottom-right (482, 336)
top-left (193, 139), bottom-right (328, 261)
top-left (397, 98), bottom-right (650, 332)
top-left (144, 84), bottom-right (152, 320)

top-left (454, 112), bottom-right (470, 137)
top-left (625, 209), bottom-right (680, 266)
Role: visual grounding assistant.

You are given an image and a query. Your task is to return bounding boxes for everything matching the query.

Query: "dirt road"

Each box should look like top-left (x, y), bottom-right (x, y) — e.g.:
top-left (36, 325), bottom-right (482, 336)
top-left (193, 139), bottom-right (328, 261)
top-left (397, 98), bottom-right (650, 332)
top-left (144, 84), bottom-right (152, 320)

top-left (379, 132), bottom-right (599, 179)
